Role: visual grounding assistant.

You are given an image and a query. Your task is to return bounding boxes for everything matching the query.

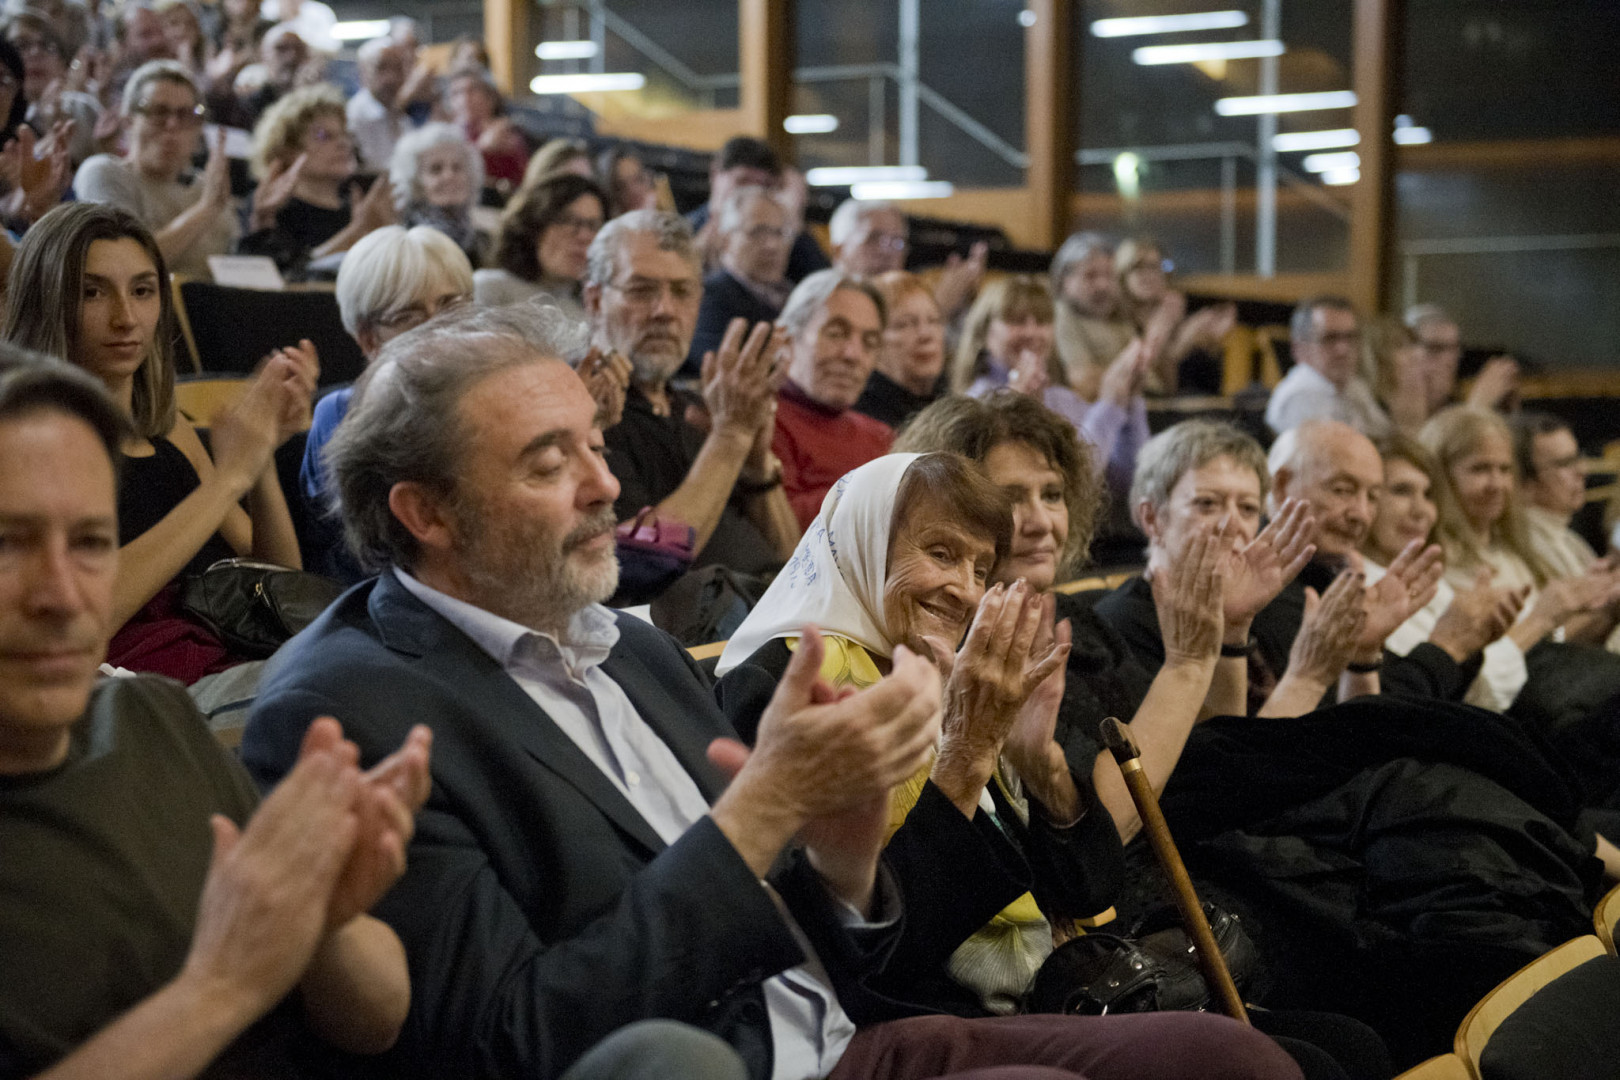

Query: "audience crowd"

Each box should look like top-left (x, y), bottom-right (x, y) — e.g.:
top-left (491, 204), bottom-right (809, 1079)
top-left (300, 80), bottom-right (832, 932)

top-left (1, 5), bottom-right (1618, 1080)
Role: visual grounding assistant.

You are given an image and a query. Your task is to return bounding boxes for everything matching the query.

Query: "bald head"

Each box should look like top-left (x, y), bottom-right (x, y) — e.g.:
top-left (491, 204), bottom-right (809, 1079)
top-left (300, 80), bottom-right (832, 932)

top-left (1269, 420), bottom-right (1383, 559)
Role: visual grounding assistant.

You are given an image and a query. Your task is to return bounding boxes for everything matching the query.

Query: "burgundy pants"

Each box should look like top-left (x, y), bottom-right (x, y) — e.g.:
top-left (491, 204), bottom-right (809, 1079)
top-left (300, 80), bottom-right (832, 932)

top-left (826, 1012), bottom-right (1305, 1080)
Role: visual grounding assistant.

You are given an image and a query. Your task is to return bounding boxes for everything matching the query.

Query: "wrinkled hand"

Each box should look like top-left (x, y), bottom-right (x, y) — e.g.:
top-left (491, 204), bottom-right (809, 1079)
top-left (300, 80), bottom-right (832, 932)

top-left (1222, 498), bottom-right (1316, 626)
top-left (0, 125), bottom-right (72, 224)
top-left (1150, 518), bottom-right (1228, 667)
top-left (1286, 569), bottom-right (1367, 688)
top-left (932, 240), bottom-right (988, 321)
top-left (933, 581), bottom-right (1070, 796)
top-left (1356, 540), bottom-right (1443, 656)
top-left (700, 317), bottom-right (780, 439)
top-left (1001, 599), bottom-right (1079, 822)
top-left (250, 153), bottom-right (307, 228)
top-left (1097, 337), bottom-right (1150, 408)
top-left (1430, 566), bottom-right (1525, 661)
top-left (576, 346), bottom-right (632, 429)
top-left (1141, 289), bottom-right (1186, 362)
top-left (1536, 570), bottom-right (1620, 627)
top-left (180, 720), bottom-right (365, 1018)
top-left (1465, 356), bottom-right (1519, 411)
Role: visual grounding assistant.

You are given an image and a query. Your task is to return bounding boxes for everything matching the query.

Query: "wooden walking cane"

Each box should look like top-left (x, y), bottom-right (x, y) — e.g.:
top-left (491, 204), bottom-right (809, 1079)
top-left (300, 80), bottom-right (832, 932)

top-left (1100, 716), bottom-right (1249, 1025)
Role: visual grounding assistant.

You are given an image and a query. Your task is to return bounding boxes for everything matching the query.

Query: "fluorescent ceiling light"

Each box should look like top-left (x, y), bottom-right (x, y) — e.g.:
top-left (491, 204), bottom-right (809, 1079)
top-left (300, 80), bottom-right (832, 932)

top-left (1321, 168), bottom-right (1360, 186)
top-left (1302, 151), bottom-right (1361, 173)
top-left (784, 114), bottom-right (839, 134)
top-left (1092, 11), bottom-right (1248, 38)
top-left (1393, 126), bottom-right (1433, 145)
top-left (1133, 39), bottom-right (1284, 64)
top-left (1273, 128), bottom-right (1360, 152)
top-left (330, 19), bottom-right (390, 41)
top-left (1215, 90), bottom-right (1357, 115)
top-left (529, 73), bottom-right (646, 94)
top-left (850, 180), bottom-right (955, 200)
top-left (536, 40), bottom-right (599, 60)
top-left (805, 165), bottom-right (927, 186)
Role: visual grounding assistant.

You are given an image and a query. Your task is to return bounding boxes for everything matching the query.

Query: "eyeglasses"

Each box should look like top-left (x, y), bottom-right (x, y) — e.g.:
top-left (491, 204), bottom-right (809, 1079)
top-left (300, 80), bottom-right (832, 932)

top-left (8, 35), bottom-right (57, 58)
top-left (307, 124), bottom-right (353, 144)
top-left (551, 213), bottom-right (604, 235)
top-left (373, 293), bottom-right (471, 332)
top-left (607, 277), bottom-right (699, 307)
top-left (134, 101), bottom-right (206, 127)
top-left (743, 224), bottom-right (793, 244)
top-left (1314, 331), bottom-right (1362, 347)
top-left (861, 232), bottom-right (907, 253)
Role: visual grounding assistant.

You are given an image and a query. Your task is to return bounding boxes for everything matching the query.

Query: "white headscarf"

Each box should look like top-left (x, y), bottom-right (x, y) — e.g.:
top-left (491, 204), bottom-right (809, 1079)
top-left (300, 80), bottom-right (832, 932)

top-left (715, 453), bottom-right (921, 675)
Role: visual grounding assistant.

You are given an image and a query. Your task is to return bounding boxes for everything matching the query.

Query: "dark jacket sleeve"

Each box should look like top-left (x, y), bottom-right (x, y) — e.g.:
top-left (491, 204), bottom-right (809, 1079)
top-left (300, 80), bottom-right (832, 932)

top-left (245, 685), bottom-right (810, 1080)
top-left (1381, 641), bottom-right (1481, 701)
top-left (1010, 778), bottom-right (1125, 921)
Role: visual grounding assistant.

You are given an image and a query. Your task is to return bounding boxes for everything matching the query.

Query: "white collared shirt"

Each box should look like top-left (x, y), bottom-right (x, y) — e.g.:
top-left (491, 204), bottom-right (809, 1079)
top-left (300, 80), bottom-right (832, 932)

top-left (393, 571), bottom-right (866, 1080)
top-left (1265, 362), bottom-right (1393, 439)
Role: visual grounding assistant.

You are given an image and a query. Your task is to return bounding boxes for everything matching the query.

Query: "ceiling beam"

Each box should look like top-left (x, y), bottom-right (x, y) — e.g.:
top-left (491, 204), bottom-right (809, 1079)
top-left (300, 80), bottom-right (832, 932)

top-left (739, 0), bottom-right (795, 163)
top-left (1349, 0), bottom-right (1401, 315)
top-left (1025, 0), bottom-right (1075, 252)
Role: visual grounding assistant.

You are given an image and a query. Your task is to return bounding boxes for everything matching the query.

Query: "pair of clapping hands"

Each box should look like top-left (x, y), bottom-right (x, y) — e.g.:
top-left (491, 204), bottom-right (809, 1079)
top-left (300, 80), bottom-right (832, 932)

top-left (183, 718), bottom-right (431, 1020)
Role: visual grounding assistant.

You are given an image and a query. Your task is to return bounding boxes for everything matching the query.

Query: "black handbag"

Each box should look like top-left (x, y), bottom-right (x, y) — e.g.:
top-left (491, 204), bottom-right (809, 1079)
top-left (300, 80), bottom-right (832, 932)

top-left (179, 558), bottom-right (346, 659)
top-left (1025, 903), bottom-right (1259, 1016)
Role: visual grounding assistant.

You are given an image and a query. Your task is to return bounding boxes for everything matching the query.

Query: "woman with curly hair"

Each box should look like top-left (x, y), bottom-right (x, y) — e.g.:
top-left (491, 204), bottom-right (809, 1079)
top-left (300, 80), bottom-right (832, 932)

top-left (473, 170), bottom-right (606, 319)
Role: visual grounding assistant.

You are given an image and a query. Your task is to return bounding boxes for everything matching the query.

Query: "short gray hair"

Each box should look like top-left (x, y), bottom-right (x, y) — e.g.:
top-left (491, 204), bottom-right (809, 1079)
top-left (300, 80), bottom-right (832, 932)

top-left (779, 268), bottom-right (886, 341)
top-left (828, 198), bottom-right (903, 248)
top-left (326, 301), bottom-right (589, 572)
top-left (584, 208), bottom-right (700, 289)
top-left (334, 224), bottom-right (475, 337)
top-left (356, 35), bottom-right (395, 69)
top-left (120, 59), bottom-right (199, 116)
top-left (1050, 230), bottom-right (1113, 296)
top-left (716, 184), bottom-right (785, 237)
top-left (1128, 418), bottom-right (1270, 526)
top-left (389, 121), bottom-right (484, 214)
top-left (1289, 294), bottom-right (1357, 344)
top-left (1403, 302), bottom-right (1454, 333)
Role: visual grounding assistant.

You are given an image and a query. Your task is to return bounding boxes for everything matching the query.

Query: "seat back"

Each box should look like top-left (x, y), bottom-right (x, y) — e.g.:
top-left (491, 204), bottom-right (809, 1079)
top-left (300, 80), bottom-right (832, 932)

top-left (1453, 935), bottom-right (1607, 1072)
top-left (1597, 882), bottom-right (1620, 955)
top-left (174, 375), bottom-right (252, 426)
top-left (1394, 1056), bottom-right (1470, 1080)
top-left (175, 279), bottom-right (366, 387)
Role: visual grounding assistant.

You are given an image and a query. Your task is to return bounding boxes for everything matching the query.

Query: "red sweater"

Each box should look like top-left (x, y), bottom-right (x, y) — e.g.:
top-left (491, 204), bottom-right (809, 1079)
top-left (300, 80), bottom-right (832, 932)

top-left (773, 381), bottom-right (894, 531)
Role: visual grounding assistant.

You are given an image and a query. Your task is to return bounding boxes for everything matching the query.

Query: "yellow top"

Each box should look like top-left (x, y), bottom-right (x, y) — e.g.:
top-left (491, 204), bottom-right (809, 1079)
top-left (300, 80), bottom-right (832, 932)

top-left (786, 634), bottom-right (1053, 1013)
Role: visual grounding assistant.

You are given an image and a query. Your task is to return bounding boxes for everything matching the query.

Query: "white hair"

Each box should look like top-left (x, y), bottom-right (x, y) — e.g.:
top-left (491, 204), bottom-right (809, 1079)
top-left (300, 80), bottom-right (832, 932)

top-left (389, 121), bottom-right (484, 214)
top-left (1404, 302), bottom-right (1455, 332)
top-left (356, 36), bottom-right (394, 68)
top-left (828, 198), bottom-right (903, 249)
top-left (716, 184), bottom-right (786, 237)
top-left (334, 225), bottom-right (475, 337)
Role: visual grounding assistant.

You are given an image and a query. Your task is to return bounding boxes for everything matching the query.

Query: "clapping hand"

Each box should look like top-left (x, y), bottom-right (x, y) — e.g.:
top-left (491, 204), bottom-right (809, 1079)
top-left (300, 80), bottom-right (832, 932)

top-left (576, 346), bottom-right (632, 429)
top-left (1221, 498), bottom-right (1316, 627)
top-left (1150, 517), bottom-right (1229, 667)
top-left (1001, 594), bottom-right (1080, 822)
top-left (1096, 338), bottom-right (1150, 408)
top-left (701, 318), bottom-right (781, 441)
top-left (1354, 540), bottom-right (1444, 658)
top-left (1285, 569), bottom-right (1367, 690)
top-left (933, 240), bottom-right (989, 322)
top-left (250, 153), bottom-right (307, 230)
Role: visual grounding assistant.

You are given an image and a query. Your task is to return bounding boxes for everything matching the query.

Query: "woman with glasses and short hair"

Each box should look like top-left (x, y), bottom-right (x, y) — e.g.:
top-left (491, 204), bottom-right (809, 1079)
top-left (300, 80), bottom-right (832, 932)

top-left (299, 223), bottom-right (474, 578)
top-left (72, 60), bottom-right (235, 278)
top-left (2, 8), bottom-right (103, 165)
top-left (473, 170), bottom-right (607, 320)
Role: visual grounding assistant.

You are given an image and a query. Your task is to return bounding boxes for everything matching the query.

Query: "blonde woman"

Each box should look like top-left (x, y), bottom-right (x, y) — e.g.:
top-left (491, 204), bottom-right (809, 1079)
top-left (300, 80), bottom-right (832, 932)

top-left (1420, 405), bottom-right (1620, 647)
top-left (240, 83), bottom-right (395, 274)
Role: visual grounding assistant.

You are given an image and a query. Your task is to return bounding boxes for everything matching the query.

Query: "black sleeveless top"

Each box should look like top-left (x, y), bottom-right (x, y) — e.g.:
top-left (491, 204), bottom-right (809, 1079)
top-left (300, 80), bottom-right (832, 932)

top-left (118, 436), bottom-right (236, 582)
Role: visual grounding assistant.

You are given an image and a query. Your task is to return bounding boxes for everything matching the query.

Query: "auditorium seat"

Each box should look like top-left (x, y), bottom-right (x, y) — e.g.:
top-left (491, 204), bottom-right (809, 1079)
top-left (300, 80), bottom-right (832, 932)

top-left (1596, 882), bottom-right (1620, 956)
top-left (1393, 1056), bottom-right (1470, 1080)
top-left (1454, 935), bottom-right (1620, 1080)
top-left (173, 278), bottom-right (367, 388)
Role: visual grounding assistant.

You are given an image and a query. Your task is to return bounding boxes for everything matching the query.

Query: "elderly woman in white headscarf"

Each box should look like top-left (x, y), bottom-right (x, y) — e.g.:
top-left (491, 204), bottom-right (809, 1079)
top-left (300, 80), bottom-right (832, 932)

top-left (715, 451), bottom-right (1125, 1017)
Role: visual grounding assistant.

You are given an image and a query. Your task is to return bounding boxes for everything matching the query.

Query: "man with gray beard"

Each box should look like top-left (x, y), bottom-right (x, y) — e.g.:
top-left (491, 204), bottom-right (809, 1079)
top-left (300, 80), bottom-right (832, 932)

top-left (585, 210), bottom-right (801, 599)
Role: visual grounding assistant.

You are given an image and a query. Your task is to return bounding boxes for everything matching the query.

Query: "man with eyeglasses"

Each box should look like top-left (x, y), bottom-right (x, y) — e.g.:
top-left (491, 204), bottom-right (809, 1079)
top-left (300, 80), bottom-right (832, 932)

top-left (1405, 303), bottom-right (1519, 418)
top-left (685, 186), bottom-right (794, 376)
top-left (586, 210), bottom-right (800, 604)
top-left (1265, 295), bottom-right (1393, 439)
top-left (829, 198), bottom-right (987, 323)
